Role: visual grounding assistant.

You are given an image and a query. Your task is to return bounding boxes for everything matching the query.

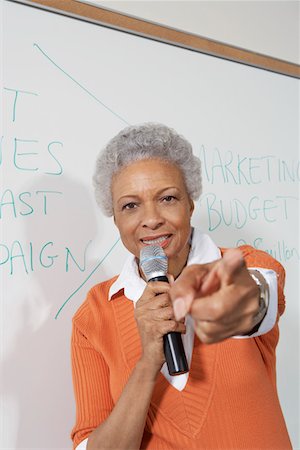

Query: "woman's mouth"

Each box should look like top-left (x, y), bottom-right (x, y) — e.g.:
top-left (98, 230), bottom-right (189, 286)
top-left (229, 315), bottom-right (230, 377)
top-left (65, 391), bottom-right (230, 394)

top-left (141, 234), bottom-right (172, 247)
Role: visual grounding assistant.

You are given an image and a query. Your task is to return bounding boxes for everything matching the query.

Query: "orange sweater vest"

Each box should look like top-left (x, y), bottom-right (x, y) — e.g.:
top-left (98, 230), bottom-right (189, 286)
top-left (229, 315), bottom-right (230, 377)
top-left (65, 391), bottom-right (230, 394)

top-left (71, 245), bottom-right (291, 449)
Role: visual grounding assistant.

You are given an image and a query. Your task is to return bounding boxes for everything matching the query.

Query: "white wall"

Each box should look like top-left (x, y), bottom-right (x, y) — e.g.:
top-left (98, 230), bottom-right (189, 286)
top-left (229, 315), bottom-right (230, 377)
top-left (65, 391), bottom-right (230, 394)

top-left (85, 0), bottom-right (300, 64)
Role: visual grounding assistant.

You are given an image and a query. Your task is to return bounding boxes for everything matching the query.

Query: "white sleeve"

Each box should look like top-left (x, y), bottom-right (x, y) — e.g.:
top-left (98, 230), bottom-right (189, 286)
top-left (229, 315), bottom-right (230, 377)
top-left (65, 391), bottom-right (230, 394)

top-left (233, 268), bottom-right (278, 339)
top-left (75, 438), bottom-right (88, 450)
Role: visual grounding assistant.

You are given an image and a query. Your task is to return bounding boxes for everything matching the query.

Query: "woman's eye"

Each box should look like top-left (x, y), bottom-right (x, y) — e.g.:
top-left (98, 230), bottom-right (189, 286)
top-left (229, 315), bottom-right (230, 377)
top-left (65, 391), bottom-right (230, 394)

top-left (162, 195), bottom-right (176, 203)
top-left (122, 202), bottom-right (137, 210)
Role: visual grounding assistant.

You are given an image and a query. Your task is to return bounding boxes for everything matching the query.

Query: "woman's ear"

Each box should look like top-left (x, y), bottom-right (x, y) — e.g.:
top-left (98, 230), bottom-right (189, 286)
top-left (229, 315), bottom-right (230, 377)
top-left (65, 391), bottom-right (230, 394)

top-left (189, 199), bottom-right (195, 216)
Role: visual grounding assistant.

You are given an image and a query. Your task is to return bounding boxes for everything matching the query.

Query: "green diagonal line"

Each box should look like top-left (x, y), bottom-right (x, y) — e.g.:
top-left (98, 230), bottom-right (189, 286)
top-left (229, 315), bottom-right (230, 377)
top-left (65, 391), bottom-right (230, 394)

top-left (55, 237), bottom-right (120, 319)
top-left (33, 43), bottom-right (130, 126)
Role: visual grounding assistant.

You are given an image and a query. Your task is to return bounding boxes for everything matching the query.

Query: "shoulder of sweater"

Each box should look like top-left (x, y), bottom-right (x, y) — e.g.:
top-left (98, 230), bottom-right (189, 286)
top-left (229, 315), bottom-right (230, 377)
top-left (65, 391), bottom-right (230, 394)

top-left (72, 275), bottom-right (119, 328)
top-left (220, 245), bottom-right (285, 280)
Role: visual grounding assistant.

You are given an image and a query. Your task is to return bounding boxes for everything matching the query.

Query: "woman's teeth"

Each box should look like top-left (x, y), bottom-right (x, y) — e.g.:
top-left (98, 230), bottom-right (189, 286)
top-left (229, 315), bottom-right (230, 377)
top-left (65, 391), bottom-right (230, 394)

top-left (142, 235), bottom-right (170, 245)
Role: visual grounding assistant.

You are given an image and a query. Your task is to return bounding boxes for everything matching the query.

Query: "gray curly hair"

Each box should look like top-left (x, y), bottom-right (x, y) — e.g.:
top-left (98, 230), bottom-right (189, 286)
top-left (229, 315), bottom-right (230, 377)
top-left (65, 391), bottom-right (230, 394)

top-left (93, 122), bottom-right (202, 216)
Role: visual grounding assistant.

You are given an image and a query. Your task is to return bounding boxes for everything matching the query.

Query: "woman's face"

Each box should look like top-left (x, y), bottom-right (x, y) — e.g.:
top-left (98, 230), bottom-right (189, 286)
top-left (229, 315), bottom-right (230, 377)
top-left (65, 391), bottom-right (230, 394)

top-left (112, 159), bottom-right (194, 278)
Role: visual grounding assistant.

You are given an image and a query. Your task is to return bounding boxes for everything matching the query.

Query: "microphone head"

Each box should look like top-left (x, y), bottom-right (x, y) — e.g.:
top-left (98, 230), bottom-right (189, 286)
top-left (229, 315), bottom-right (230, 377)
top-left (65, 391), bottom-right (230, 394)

top-left (140, 245), bottom-right (168, 282)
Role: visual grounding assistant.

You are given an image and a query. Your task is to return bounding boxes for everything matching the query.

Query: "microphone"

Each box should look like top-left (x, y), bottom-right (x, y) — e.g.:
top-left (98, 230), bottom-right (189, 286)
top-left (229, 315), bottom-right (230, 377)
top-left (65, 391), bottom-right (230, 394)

top-left (140, 245), bottom-right (189, 376)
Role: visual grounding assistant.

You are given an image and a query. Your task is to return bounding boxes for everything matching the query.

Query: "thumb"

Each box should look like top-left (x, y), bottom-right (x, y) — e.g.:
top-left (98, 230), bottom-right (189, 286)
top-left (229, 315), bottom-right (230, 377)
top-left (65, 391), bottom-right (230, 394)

top-left (172, 293), bottom-right (194, 322)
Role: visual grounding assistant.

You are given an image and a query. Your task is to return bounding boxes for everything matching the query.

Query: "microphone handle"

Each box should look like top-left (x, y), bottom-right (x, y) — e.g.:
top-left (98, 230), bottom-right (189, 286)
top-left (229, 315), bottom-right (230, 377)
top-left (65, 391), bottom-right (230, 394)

top-left (150, 275), bottom-right (189, 376)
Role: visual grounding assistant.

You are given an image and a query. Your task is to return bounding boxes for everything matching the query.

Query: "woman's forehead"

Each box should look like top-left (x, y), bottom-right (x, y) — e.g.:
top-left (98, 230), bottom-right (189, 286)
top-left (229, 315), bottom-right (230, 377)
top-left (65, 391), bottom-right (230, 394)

top-left (115, 158), bottom-right (182, 177)
top-left (112, 159), bottom-right (186, 196)
top-left (112, 159), bottom-right (186, 191)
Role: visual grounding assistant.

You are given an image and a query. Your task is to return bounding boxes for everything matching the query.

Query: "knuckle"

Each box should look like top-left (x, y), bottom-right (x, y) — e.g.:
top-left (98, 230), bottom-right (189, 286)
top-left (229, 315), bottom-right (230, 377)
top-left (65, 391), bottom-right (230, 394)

top-left (195, 321), bottom-right (215, 344)
top-left (245, 316), bottom-right (255, 332)
top-left (247, 287), bottom-right (259, 305)
top-left (250, 299), bottom-right (260, 317)
top-left (164, 306), bottom-right (174, 319)
top-left (162, 320), bottom-right (177, 334)
top-left (201, 335), bottom-right (212, 344)
top-left (198, 330), bottom-right (212, 344)
top-left (244, 292), bottom-right (260, 317)
top-left (159, 293), bottom-right (171, 305)
top-left (209, 300), bottom-right (224, 320)
top-left (170, 320), bottom-right (178, 332)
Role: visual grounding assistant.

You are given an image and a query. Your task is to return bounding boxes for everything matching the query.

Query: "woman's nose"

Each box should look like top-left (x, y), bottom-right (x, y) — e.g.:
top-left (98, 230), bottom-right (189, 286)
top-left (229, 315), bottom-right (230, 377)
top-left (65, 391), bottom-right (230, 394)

top-left (141, 204), bottom-right (164, 229)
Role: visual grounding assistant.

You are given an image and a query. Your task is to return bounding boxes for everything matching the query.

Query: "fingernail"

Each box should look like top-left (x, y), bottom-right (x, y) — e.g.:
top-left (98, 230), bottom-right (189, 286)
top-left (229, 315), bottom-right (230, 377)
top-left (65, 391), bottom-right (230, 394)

top-left (173, 298), bottom-right (187, 321)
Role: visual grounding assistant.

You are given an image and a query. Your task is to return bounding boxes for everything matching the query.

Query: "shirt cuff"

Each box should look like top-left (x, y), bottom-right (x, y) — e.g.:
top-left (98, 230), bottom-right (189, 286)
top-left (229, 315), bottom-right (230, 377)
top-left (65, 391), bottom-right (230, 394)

top-left (75, 437), bottom-right (88, 450)
top-left (233, 268), bottom-right (278, 339)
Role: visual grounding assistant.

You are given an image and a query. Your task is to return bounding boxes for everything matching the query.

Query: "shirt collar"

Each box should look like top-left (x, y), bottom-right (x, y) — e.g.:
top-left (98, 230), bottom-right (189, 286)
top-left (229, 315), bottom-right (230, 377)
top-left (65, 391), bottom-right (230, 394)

top-left (108, 228), bottom-right (221, 303)
top-left (109, 252), bottom-right (146, 302)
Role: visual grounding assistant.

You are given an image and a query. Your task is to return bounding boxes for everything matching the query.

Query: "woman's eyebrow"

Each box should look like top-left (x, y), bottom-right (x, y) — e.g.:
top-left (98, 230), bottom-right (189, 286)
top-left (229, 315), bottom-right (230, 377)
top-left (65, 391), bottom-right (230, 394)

top-left (156, 187), bottom-right (180, 195)
top-left (117, 187), bottom-right (179, 201)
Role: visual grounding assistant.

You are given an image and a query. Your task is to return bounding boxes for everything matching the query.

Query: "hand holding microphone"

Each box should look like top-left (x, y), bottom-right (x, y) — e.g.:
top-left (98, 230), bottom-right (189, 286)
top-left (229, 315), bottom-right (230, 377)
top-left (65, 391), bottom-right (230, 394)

top-left (137, 245), bottom-right (189, 376)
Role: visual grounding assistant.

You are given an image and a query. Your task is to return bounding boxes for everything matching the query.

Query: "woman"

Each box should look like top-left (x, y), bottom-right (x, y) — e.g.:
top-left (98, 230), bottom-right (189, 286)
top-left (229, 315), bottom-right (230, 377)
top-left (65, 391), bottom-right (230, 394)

top-left (71, 123), bottom-right (291, 449)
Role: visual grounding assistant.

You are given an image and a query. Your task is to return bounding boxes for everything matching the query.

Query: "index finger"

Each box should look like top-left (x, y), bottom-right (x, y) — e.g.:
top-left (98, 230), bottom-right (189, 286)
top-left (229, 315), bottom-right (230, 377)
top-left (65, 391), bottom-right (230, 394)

top-left (169, 264), bottom-right (209, 320)
top-left (210, 248), bottom-right (245, 288)
top-left (138, 280), bottom-right (171, 305)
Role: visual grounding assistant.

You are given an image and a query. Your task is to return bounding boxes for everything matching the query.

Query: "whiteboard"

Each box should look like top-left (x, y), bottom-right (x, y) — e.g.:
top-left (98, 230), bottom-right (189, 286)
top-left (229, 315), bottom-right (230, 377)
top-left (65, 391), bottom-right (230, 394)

top-left (1, 1), bottom-right (299, 448)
